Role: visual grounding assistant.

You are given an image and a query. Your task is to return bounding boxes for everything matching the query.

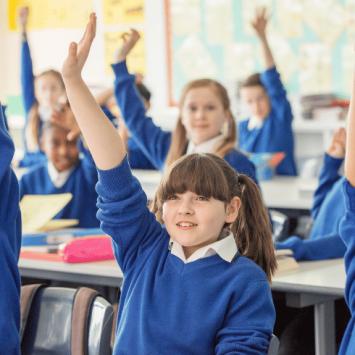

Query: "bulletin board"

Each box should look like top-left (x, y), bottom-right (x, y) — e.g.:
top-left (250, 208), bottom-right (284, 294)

top-left (165, 0), bottom-right (355, 106)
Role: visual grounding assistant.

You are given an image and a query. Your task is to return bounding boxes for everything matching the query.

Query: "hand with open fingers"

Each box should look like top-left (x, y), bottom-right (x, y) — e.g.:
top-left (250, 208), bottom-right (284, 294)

top-left (18, 6), bottom-right (29, 33)
top-left (251, 7), bottom-right (269, 38)
top-left (327, 127), bottom-right (347, 159)
top-left (51, 104), bottom-right (81, 141)
top-left (114, 29), bottom-right (140, 63)
top-left (62, 12), bottom-right (97, 81)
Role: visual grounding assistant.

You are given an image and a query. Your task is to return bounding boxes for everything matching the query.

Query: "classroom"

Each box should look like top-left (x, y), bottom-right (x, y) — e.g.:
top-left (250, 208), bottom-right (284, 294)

top-left (1, 0), bottom-right (355, 355)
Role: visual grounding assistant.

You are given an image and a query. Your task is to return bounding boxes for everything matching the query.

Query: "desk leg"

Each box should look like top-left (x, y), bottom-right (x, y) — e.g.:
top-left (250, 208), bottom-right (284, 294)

top-left (314, 301), bottom-right (335, 355)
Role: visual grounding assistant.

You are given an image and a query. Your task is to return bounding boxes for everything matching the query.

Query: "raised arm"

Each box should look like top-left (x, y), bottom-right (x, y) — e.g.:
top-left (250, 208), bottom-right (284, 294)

top-left (346, 72), bottom-right (355, 186)
top-left (252, 7), bottom-right (275, 70)
top-left (62, 13), bottom-right (125, 170)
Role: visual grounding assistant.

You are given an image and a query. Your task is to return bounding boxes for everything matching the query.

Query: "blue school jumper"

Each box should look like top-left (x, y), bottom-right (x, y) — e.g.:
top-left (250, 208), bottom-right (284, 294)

top-left (112, 61), bottom-right (258, 183)
top-left (0, 102), bottom-right (22, 354)
top-left (275, 154), bottom-right (346, 260)
top-left (19, 141), bottom-right (99, 228)
top-left (96, 156), bottom-right (275, 355)
top-left (238, 67), bottom-right (297, 176)
top-left (338, 180), bottom-right (355, 355)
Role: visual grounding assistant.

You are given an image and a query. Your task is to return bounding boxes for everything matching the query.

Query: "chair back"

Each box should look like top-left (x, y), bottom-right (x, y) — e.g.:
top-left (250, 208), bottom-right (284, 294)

top-left (267, 334), bottom-right (280, 355)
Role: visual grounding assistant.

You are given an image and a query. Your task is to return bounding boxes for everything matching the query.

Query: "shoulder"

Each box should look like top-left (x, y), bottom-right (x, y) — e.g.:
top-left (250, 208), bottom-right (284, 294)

top-left (21, 163), bottom-right (48, 180)
top-left (238, 119), bottom-right (249, 130)
top-left (232, 255), bottom-right (268, 281)
top-left (224, 149), bottom-right (254, 168)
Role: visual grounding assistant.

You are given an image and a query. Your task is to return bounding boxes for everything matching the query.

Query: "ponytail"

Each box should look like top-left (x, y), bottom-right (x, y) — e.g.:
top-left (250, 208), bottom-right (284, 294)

top-left (25, 101), bottom-right (40, 152)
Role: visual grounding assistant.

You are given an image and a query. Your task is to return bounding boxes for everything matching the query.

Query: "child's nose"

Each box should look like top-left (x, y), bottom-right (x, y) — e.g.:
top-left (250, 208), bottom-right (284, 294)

top-left (58, 144), bottom-right (69, 156)
top-left (178, 201), bottom-right (194, 215)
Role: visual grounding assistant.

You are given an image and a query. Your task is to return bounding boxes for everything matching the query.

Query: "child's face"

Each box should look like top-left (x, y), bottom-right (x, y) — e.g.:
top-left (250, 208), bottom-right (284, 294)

top-left (41, 126), bottom-right (79, 172)
top-left (240, 85), bottom-right (271, 121)
top-left (35, 74), bottom-right (65, 109)
top-left (180, 87), bottom-right (230, 145)
top-left (162, 191), bottom-right (239, 259)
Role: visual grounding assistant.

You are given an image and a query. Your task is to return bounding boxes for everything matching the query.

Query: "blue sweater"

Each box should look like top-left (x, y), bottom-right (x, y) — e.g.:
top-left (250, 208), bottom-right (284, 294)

top-left (112, 61), bottom-right (258, 184)
top-left (0, 101), bottom-right (22, 354)
top-left (275, 154), bottom-right (346, 261)
top-left (96, 156), bottom-right (275, 354)
top-left (238, 67), bottom-right (297, 176)
top-left (339, 180), bottom-right (355, 355)
top-left (20, 141), bottom-right (100, 228)
top-left (19, 40), bottom-right (48, 168)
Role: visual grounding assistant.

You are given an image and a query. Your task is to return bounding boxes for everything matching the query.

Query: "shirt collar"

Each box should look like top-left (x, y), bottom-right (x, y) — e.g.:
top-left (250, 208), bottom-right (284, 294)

top-left (186, 134), bottom-right (224, 155)
top-left (169, 230), bottom-right (237, 264)
top-left (47, 161), bottom-right (75, 188)
top-left (247, 116), bottom-right (264, 131)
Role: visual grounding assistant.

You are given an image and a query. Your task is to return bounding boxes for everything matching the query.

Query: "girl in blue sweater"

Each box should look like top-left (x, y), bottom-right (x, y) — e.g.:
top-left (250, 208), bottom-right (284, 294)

top-left (62, 14), bottom-right (277, 354)
top-left (238, 8), bottom-right (297, 176)
top-left (338, 54), bottom-right (355, 355)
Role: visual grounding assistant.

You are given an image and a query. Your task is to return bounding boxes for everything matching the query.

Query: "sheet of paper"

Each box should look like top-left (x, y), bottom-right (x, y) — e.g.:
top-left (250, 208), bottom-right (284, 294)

top-left (205, 0), bottom-right (233, 45)
top-left (303, 0), bottom-right (345, 47)
top-left (20, 193), bottom-right (73, 234)
top-left (299, 43), bottom-right (332, 94)
top-left (105, 30), bottom-right (146, 76)
top-left (102, 0), bottom-right (144, 25)
top-left (176, 35), bottom-right (217, 80)
top-left (170, 0), bottom-right (201, 35)
top-left (224, 42), bottom-right (255, 81)
top-left (342, 44), bottom-right (355, 95)
top-left (39, 219), bottom-right (79, 231)
top-left (242, 0), bottom-right (272, 36)
top-left (276, 0), bottom-right (303, 38)
top-left (8, 0), bottom-right (93, 31)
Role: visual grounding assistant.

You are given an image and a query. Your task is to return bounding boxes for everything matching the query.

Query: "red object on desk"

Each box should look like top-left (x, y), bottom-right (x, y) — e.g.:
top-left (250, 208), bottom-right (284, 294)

top-left (20, 250), bottom-right (63, 262)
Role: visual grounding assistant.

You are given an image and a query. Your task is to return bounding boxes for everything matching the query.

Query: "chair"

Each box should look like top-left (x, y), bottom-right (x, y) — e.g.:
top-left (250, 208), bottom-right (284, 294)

top-left (269, 209), bottom-right (290, 243)
top-left (267, 334), bottom-right (280, 355)
top-left (21, 285), bottom-right (114, 355)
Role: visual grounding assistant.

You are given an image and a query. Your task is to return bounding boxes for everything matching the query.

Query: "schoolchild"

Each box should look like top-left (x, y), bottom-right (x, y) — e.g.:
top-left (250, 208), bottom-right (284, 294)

top-left (238, 8), bottom-right (297, 176)
top-left (61, 14), bottom-right (277, 354)
top-left (111, 31), bottom-right (259, 183)
top-left (338, 53), bottom-right (355, 355)
top-left (0, 101), bottom-right (22, 354)
top-left (19, 116), bottom-right (100, 228)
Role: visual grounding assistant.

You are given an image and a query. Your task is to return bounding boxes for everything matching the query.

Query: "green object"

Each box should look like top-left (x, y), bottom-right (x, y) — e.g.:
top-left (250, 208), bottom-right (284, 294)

top-left (6, 95), bottom-right (25, 116)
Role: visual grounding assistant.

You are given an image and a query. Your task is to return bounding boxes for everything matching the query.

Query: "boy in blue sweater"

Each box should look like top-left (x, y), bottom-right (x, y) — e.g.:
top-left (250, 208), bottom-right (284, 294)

top-left (62, 14), bottom-right (277, 354)
top-left (275, 127), bottom-right (347, 261)
top-left (19, 115), bottom-right (100, 228)
top-left (338, 56), bottom-right (355, 355)
top-left (0, 101), bottom-right (22, 354)
top-left (239, 8), bottom-right (297, 176)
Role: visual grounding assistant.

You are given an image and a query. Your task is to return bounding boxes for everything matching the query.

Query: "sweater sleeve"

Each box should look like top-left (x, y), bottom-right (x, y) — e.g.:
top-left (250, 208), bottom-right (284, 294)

top-left (260, 66), bottom-right (293, 124)
top-left (0, 101), bottom-right (21, 354)
top-left (275, 234), bottom-right (346, 261)
top-left (340, 180), bottom-right (355, 315)
top-left (96, 155), bottom-right (166, 273)
top-left (215, 279), bottom-right (275, 354)
top-left (21, 40), bottom-right (36, 116)
top-left (311, 153), bottom-right (343, 220)
top-left (112, 61), bottom-right (171, 171)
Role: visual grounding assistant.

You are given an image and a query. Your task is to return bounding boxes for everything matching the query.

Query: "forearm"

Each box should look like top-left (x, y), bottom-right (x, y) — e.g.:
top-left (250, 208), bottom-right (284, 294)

top-left (259, 35), bottom-right (275, 70)
top-left (346, 69), bottom-right (355, 186)
top-left (64, 77), bottom-right (125, 170)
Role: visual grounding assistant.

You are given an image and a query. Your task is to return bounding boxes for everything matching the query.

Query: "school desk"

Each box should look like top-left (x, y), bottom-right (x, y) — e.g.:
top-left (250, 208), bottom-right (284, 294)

top-left (18, 256), bottom-right (345, 355)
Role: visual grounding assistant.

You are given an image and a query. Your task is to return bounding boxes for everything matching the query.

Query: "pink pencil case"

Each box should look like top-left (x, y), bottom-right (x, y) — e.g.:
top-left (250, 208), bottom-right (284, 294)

top-left (59, 235), bottom-right (115, 263)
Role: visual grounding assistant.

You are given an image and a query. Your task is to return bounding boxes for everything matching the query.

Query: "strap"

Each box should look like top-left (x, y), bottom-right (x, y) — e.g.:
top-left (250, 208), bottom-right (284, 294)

top-left (71, 287), bottom-right (99, 355)
top-left (110, 303), bottom-right (119, 351)
top-left (20, 284), bottom-right (47, 341)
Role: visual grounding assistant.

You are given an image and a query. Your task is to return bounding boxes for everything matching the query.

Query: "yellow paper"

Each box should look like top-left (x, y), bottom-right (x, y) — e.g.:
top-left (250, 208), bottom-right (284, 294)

top-left (20, 193), bottom-right (73, 234)
top-left (105, 30), bottom-right (146, 76)
top-left (39, 219), bottom-right (79, 231)
top-left (102, 0), bottom-right (144, 25)
top-left (8, 0), bottom-right (93, 31)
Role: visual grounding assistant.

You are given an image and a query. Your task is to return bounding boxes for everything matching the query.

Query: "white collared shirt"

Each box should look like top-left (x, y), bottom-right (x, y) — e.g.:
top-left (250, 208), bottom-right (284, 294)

top-left (47, 161), bottom-right (76, 188)
top-left (186, 134), bottom-right (224, 155)
top-left (168, 230), bottom-right (238, 264)
top-left (247, 116), bottom-right (264, 131)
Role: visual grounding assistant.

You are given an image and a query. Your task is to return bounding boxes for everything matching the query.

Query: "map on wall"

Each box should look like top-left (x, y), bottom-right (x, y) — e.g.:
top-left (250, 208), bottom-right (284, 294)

top-left (165, 0), bottom-right (354, 106)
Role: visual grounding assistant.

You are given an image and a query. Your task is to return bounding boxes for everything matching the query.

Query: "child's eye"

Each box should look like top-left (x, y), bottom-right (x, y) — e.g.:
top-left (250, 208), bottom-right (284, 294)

top-left (188, 106), bottom-right (197, 112)
top-left (197, 196), bottom-right (209, 201)
top-left (167, 195), bottom-right (178, 200)
top-left (206, 105), bottom-right (215, 111)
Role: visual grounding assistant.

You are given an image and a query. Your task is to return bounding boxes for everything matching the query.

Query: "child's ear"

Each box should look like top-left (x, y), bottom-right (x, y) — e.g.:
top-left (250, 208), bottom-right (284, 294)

top-left (225, 196), bottom-right (241, 223)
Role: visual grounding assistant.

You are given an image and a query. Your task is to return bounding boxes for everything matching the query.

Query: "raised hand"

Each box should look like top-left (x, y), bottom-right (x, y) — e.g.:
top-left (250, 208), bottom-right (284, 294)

top-left (114, 29), bottom-right (140, 63)
top-left (62, 12), bottom-right (96, 81)
top-left (327, 127), bottom-right (347, 159)
top-left (51, 104), bottom-right (81, 141)
top-left (18, 6), bottom-right (29, 33)
top-left (251, 7), bottom-right (269, 39)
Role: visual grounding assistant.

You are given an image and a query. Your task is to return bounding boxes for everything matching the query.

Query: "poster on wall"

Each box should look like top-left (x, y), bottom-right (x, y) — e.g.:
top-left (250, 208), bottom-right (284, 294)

top-left (102, 0), bottom-right (144, 25)
top-left (8, 0), bottom-right (94, 31)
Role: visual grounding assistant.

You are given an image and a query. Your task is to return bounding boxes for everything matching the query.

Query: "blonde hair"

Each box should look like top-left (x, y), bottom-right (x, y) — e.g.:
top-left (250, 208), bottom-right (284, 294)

top-left (150, 153), bottom-right (277, 282)
top-left (165, 79), bottom-right (237, 169)
top-left (25, 70), bottom-right (65, 152)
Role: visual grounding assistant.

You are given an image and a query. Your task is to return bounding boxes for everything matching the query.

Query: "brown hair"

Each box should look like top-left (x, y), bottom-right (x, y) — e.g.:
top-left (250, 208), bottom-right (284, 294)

top-left (240, 73), bottom-right (265, 90)
top-left (164, 79), bottom-right (237, 169)
top-left (25, 70), bottom-right (65, 152)
top-left (150, 153), bottom-right (277, 282)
